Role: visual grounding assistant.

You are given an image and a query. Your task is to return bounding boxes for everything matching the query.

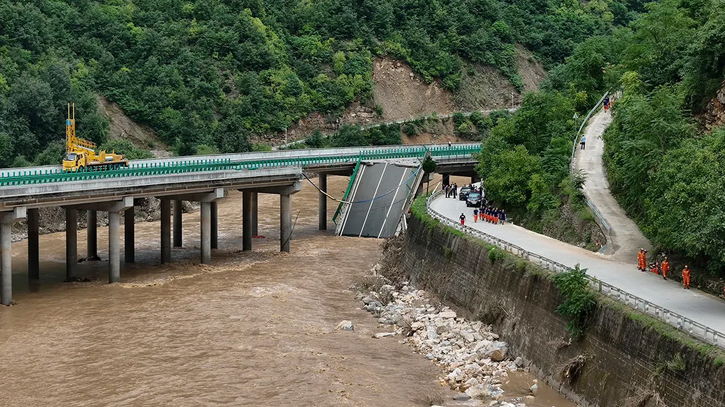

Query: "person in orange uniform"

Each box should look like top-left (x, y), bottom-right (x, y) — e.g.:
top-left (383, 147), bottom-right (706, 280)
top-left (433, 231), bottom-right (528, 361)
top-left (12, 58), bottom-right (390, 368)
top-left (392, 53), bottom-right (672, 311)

top-left (661, 257), bottom-right (669, 280)
top-left (637, 248), bottom-right (647, 271)
top-left (682, 265), bottom-right (691, 289)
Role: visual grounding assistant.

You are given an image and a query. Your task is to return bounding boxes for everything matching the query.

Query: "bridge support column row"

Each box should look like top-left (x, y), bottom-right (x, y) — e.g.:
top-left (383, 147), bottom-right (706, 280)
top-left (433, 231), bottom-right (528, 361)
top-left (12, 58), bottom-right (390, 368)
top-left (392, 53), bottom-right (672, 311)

top-left (1, 208), bottom-right (27, 305)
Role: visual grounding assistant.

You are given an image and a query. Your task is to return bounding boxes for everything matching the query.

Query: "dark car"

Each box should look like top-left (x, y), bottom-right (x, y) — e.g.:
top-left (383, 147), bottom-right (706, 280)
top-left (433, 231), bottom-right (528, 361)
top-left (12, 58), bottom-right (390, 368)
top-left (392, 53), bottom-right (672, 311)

top-left (458, 186), bottom-right (471, 200)
top-left (466, 192), bottom-right (482, 207)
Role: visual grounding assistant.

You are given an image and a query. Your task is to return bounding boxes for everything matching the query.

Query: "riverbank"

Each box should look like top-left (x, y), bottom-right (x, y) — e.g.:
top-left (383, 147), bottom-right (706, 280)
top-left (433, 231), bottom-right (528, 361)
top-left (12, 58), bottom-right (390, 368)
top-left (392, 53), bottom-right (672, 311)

top-left (392, 205), bottom-right (725, 406)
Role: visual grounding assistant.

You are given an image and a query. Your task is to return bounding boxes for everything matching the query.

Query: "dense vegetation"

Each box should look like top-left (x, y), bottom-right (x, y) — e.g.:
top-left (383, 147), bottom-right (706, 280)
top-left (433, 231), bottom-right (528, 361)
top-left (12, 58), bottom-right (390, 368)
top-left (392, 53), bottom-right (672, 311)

top-left (477, 0), bottom-right (725, 275)
top-left (1, 0), bottom-right (637, 167)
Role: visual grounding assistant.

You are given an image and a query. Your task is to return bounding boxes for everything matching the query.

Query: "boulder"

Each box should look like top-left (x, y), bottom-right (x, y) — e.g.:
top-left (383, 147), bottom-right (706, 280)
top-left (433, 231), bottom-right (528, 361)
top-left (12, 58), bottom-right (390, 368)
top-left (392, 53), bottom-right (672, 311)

top-left (439, 310), bottom-right (457, 319)
top-left (335, 320), bottom-right (354, 331)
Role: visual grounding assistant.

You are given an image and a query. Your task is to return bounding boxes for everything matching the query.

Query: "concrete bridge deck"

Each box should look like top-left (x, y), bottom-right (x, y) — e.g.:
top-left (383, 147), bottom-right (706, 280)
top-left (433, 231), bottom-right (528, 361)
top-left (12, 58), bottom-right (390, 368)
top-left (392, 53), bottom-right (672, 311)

top-left (0, 144), bottom-right (480, 305)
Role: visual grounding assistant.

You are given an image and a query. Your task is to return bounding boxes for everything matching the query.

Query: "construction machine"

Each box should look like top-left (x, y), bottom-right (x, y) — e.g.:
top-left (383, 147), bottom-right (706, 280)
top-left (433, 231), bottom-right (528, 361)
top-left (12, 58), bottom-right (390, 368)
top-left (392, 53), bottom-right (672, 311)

top-left (63, 103), bottom-right (128, 172)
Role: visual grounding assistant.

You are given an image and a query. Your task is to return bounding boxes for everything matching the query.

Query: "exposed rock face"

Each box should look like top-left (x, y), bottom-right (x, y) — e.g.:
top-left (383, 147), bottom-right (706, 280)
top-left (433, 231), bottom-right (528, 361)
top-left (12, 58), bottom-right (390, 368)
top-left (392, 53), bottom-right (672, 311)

top-left (704, 80), bottom-right (725, 130)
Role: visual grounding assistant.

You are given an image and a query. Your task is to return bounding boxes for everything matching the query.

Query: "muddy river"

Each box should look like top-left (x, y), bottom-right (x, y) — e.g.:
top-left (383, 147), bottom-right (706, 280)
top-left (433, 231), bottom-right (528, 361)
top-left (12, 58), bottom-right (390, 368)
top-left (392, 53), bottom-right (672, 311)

top-left (0, 176), bottom-right (576, 406)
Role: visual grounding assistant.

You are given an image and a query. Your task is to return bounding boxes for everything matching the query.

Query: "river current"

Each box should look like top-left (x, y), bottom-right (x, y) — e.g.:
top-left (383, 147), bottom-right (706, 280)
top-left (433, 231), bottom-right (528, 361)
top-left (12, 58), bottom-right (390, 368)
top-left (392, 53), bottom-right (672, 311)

top-left (0, 177), bottom-right (575, 406)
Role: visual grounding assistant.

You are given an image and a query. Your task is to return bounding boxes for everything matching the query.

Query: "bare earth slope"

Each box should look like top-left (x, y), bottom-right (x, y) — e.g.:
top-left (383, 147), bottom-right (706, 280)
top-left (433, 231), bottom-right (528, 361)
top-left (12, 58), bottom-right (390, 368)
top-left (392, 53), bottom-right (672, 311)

top-left (574, 109), bottom-right (652, 261)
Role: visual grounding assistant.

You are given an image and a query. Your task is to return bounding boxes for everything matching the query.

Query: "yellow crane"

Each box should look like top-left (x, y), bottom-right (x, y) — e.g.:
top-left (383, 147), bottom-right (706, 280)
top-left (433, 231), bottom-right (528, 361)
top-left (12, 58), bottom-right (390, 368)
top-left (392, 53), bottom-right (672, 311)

top-left (62, 103), bottom-right (128, 172)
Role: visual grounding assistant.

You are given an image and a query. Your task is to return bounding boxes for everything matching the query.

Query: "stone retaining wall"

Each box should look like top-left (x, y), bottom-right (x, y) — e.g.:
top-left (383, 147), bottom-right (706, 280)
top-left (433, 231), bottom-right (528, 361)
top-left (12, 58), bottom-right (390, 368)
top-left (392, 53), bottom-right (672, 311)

top-left (397, 216), bottom-right (725, 407)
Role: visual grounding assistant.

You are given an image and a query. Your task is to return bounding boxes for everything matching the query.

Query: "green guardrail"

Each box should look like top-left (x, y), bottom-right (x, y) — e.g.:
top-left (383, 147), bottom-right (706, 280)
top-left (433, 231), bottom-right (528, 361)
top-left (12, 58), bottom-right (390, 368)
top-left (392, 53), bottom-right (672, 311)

top-left (332, 158), bottom-right (363, 226)
top-left (0, 145), bottom-right (480, 187)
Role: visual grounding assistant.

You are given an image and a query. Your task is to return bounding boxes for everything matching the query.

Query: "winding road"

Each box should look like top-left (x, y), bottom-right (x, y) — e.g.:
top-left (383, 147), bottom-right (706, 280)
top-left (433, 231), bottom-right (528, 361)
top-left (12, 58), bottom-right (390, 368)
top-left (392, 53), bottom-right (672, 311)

top-left (431, 108), bottom-right (725, 339)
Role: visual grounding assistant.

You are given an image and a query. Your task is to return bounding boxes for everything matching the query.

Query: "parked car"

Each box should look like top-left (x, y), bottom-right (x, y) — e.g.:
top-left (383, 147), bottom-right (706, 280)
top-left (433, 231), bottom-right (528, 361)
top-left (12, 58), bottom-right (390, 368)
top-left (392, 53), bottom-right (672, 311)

top-left (458, 186), bottom-right (471, 200)
top-left (466, 192), bottom-right (482, 207)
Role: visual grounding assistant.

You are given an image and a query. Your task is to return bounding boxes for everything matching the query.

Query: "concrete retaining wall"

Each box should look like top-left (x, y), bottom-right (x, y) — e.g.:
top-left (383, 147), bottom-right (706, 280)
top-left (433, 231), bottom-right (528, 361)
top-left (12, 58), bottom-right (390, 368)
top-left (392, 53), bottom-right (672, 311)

top-left (398, 216), bottom-right (725, 407)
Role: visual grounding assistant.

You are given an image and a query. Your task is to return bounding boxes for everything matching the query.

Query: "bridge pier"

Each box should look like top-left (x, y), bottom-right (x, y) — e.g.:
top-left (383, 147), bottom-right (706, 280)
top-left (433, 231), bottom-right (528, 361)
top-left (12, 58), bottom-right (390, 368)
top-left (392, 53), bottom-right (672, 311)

top-left (28, 208), bottom-right (39, 280)
top-left (251, 192), bottom-right (258, 236)
top-left (280, 194), bottom-right (292, 253)
top-left (109, 211), bottom-right (121, 283)
top-left (1, 208), bottom-right (26, 305)
top-left (242, 191), bottom-right (253, 251)
top-left (201, 202), bottom-right (212, 264)
top-left (161, 198), bottom-right (171, 264)
top-left (125, 207), bottom-right (134, 263)
top-left (442, 174), bottom-right (450, 186)
top-left (66, 208), bottom-right (78, 280)
top-left (319, 174), bottom-right (327, 231)
top-left (211, 201), bottom-right (218, 250)
top-left (87, 210), bottom-right (98, 261)
top-left (173, 199), bottom-right (182, 247)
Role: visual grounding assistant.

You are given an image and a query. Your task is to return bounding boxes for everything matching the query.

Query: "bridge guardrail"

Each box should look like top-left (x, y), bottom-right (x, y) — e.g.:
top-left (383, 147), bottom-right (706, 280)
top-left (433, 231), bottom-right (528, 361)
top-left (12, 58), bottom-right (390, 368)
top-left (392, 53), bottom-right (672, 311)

top-left (0, 144), bottom-right (480, 188)
top-left (425, 192), bottom-right (725, 349)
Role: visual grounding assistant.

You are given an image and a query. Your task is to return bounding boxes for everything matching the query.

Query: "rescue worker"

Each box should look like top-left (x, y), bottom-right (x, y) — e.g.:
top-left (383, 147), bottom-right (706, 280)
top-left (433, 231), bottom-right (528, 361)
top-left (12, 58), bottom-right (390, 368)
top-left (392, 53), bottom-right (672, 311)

top-left (473, 208), bottom-right (479, 223)
top-left (637, 248), bottom-right (647, 271)
top-left (661, 257), bottom-right (669, 280)
top-left (651, 260), bottom-right (659, 275)
top-left (682, 265), bottom-right (691, 289)
top-left (459, 213), bottom-right (466, 226)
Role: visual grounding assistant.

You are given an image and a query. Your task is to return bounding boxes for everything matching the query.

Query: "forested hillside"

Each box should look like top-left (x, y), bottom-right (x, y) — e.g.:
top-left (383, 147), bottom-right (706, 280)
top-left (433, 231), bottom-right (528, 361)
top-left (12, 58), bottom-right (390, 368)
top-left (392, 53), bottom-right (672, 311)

top-left (1, 0), bottom-right (637, 167)
top-left (477, 0), bottom-right (725, 277)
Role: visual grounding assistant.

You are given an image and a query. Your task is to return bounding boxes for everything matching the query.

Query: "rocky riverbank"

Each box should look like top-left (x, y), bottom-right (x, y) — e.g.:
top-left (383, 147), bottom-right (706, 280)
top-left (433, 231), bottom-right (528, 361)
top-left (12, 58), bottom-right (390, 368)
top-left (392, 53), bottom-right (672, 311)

top-left (352, 264), bottom-right (540, 407)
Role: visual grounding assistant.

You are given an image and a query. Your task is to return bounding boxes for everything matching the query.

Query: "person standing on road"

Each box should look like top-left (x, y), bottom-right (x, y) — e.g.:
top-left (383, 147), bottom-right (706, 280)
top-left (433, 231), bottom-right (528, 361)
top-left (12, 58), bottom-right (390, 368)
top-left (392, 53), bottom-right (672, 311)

top-left (637, 248), bottom-right (647, 271)
top-left (580, 136), bottom-right (586, 150)
top-left (604, 95), bottom-right (610, 112)
top-left (500, 209), bottom-right (506, 225)
top-left (459, 213), bottom-right (466, 226)
top-left (473, 208), bottom-right (479, 223)
top-left (453, 183), bottom-right (458, 199)
top-left (682, 265), bottom-right (691, 289)
top-left (661, 257), bottom-right (670, 280)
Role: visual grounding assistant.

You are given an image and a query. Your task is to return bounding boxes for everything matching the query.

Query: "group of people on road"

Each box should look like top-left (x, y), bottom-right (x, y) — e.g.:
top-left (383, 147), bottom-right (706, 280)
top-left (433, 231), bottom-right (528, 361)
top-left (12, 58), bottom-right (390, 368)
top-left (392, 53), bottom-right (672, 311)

top-left (444, 183), bottom-right (458, 199)
top-left (471, 206), bottom-right (505, 225)
top-left (637, 248), bottom-right (690, 289)
top-left (604, 95), bottom-right (615, 112)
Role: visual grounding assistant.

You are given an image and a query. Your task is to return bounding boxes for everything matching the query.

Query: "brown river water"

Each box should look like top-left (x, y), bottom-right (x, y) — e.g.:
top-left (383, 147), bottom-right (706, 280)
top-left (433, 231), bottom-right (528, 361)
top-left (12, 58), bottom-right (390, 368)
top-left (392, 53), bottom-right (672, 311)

top-left (0, 177), bottom-right (576, 407)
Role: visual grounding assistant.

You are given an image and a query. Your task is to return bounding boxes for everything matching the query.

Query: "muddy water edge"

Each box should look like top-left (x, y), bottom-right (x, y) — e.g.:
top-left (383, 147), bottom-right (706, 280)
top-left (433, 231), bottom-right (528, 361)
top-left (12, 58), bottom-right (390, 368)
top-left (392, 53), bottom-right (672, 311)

top-left (0, 176), bottom-right (575, 406)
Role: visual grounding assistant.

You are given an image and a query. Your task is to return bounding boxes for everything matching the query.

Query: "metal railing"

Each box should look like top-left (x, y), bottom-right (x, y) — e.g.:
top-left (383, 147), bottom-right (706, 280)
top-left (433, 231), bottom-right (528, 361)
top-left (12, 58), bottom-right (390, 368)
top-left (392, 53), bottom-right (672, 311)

top-left (425, 192), bottom-right (725, 349)
top-left (0, 144), bottom-right (480, 188)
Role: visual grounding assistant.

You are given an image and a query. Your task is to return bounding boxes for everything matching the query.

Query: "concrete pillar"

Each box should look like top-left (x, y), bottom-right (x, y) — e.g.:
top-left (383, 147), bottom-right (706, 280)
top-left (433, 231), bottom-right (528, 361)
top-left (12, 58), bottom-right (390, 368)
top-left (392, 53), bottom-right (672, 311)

top-left (242, 191), bottom-right (252, 251)
top-left (211, 201), bottom-right (218, 250)
top-left (173, 199), bottom-right (182, 247)
top-left (87, 210), bottom-right (98, 261)
top-left (124, 207), bottom-right (135, 263)
top-left (251, 192), bottom-right (258, 236)
top-left (442, 174), bottom-right (450, 186)
top-left (201, 201), bottom-right (211, 264)
top-left (28, 208), bottom-right (39, 280)
top-left (280, 194), bottom-right (292, 253)
top-left (471, 174), bottom-right (481, 184)
top-left (319, 174), bottom-right (327, 231)
top-left (66, 208), bottom-right (77, 280)
top-left (161, 199), bottom-right (171, 264)
top-left (109, 211), bottom-right (121, 283)
top-left (1, 222), bottom-right (12, 305)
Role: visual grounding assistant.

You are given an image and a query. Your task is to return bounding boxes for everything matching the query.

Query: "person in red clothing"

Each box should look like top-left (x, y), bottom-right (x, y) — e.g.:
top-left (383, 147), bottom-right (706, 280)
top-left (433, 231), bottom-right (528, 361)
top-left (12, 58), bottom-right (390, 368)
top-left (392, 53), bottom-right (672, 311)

top-left (661, 257), bottom-right (669, 280)
top-left (682, 265), bottom-right (691, 289)
top-left (459, 213), bottom-right (466, 226)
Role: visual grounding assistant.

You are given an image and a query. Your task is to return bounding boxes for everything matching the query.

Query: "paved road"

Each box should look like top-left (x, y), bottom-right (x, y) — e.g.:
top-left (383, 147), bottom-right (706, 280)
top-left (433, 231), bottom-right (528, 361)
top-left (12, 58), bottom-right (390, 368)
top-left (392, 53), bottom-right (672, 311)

top-left (574, 110), bottom-right (652, 262)
top-left (432, 196), bottom-right (725, 334)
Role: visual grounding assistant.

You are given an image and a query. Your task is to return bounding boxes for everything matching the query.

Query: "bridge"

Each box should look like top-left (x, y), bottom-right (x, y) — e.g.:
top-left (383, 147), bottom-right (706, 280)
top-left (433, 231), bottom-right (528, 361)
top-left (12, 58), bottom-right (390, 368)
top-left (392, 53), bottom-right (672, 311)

top-left (0, 144), bottom-right (479, 305)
